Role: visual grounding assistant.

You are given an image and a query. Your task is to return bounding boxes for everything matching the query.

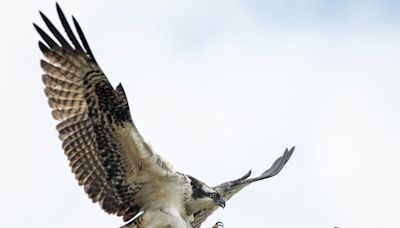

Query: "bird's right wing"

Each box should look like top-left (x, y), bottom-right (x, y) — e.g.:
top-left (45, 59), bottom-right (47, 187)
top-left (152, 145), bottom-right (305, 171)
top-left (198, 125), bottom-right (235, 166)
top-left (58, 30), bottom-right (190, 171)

top-left (35, 4), bottom-right (178, 222)
top-left (191, 147), bottom-right (294, 228)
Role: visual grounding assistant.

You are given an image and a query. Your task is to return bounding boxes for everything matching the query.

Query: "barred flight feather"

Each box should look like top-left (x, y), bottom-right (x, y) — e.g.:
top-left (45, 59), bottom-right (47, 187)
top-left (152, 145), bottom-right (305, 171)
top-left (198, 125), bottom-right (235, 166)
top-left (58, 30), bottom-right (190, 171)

top-left (34, 3), bottom-right (174, 221)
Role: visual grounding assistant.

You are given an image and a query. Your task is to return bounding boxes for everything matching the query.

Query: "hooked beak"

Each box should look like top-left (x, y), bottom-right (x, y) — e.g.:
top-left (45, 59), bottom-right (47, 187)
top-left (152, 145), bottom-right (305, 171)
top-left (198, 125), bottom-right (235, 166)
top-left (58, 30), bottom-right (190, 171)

top-left (216, 198), bottom-right (226, 208)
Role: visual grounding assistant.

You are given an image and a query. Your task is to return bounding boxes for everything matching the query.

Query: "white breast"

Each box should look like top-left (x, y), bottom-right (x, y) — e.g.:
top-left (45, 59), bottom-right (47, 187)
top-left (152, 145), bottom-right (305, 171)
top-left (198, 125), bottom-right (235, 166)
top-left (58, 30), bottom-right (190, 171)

top-left (134, 175), bottom-right (193, 227)
top-left (140, 208), bottom-right (192, 228)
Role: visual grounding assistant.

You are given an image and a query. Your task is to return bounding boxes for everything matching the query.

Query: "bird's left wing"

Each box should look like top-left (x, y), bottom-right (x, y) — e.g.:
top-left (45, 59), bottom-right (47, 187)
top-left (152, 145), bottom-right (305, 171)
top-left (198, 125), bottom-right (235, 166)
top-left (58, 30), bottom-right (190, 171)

top-left (35, 4), bottom-right (177, 222)
top-left (191, 147), bottom-right (294, 228)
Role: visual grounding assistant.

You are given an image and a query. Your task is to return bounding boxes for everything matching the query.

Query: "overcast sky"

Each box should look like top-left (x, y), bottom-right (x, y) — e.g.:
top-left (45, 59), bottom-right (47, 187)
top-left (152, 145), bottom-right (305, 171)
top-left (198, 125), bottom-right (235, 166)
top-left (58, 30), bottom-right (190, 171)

top-left (1, 0), bottom-right (400, 227)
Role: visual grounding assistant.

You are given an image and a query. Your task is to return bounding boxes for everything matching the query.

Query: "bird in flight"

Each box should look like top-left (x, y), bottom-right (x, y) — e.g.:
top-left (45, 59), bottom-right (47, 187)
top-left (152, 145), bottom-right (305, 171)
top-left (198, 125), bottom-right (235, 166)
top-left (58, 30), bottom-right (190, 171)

top-left (34, 4), bottom-right (294, 228)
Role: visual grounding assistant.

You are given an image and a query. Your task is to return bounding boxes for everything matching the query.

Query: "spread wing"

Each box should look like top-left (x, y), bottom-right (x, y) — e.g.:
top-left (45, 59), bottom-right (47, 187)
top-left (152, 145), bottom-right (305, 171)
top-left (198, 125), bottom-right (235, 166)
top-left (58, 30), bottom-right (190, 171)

top-left (35, 4), bottom-right (177, 222)
top-left (191, 147), bottom-right (294, 228)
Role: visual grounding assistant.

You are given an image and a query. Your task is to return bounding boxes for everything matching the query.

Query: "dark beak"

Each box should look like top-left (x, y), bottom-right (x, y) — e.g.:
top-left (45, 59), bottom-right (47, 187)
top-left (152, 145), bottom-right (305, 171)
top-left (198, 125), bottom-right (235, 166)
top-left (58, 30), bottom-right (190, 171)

top-left (217, 198), bottom-right (226, 208)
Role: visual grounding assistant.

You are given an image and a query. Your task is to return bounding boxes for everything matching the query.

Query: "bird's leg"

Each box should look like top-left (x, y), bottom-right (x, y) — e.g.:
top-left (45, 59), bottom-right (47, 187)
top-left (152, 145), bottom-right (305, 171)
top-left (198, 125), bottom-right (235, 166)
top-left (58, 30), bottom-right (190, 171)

top-left (212, 221), bottom-right (224, 228)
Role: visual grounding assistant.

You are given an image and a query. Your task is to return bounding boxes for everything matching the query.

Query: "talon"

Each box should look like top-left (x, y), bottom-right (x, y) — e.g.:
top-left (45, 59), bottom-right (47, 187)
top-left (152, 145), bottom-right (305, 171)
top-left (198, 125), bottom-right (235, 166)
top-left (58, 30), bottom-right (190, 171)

top-left (212, 221), bottom-right (224, 228)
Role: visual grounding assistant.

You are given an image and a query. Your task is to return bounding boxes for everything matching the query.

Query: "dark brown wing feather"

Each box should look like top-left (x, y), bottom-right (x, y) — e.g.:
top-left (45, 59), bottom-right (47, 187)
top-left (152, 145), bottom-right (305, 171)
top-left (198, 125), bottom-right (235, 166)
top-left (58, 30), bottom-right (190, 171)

top-left (34, 4), bottom-right (173, 221)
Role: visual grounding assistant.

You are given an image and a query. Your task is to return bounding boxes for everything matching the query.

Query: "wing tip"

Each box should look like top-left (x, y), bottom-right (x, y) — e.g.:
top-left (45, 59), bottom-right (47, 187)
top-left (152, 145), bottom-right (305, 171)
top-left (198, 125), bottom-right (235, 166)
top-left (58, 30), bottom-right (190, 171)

top-left (38, 41), bottom-right (49, 53)
top-left (55, 2), bottom-right (64, 21)
top-left (239, 170), bottom-right (252, 181)
top-left (55, 1), bottom-right (61, 10)
top-left (33, 22), bottom-right (43, 34)
top-left (286, 146), bottom-right (295, 158)
top-left (38, 10), bottom-right (45, 18)
top-left (71, 15), bottom-right (97, 63)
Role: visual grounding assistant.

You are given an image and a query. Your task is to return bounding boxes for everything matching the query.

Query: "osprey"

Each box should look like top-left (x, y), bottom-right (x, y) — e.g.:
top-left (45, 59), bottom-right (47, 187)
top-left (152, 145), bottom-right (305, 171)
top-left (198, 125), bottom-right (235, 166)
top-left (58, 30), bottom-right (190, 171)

top-left (35, 4), bottom-right (294, 228)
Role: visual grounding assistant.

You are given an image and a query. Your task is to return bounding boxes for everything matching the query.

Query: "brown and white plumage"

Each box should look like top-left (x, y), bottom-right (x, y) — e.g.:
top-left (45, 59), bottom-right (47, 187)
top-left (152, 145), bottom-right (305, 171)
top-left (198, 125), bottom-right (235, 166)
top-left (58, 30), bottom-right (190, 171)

top-left (35, 4), bottom-right (294, 228)
top-left (35, 3), bottom-right (180, 223)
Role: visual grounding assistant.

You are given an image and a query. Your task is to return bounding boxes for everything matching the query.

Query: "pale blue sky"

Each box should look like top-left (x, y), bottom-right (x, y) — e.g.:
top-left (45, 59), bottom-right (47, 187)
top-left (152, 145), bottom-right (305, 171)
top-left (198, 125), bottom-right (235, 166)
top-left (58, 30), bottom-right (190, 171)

top-left (0, 1), bottom-right (399, 227)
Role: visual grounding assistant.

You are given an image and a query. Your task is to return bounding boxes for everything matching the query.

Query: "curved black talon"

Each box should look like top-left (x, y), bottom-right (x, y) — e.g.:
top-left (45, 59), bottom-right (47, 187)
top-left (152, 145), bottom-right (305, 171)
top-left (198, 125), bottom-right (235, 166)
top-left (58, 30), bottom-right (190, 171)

top-left (213, 221), bottom-right (224, 228)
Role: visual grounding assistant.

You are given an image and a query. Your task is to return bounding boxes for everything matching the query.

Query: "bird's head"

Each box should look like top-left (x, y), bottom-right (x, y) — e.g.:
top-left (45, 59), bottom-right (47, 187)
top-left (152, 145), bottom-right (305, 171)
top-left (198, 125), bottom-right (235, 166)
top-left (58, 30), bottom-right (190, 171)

top-left (187, 176), bottom-right (225, 211)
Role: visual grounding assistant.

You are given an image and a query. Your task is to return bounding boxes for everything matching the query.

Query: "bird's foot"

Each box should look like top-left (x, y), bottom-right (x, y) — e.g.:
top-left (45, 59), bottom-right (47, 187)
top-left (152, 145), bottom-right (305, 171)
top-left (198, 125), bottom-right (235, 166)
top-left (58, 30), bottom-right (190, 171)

top-left (212, 221), bottom-right (224, 228)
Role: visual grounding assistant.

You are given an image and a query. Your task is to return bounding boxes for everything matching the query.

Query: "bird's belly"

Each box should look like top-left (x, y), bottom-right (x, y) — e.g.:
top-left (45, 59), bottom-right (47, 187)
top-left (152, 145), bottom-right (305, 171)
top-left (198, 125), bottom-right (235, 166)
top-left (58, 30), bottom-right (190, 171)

top-left (141, 209), bottom-right (191, 228)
